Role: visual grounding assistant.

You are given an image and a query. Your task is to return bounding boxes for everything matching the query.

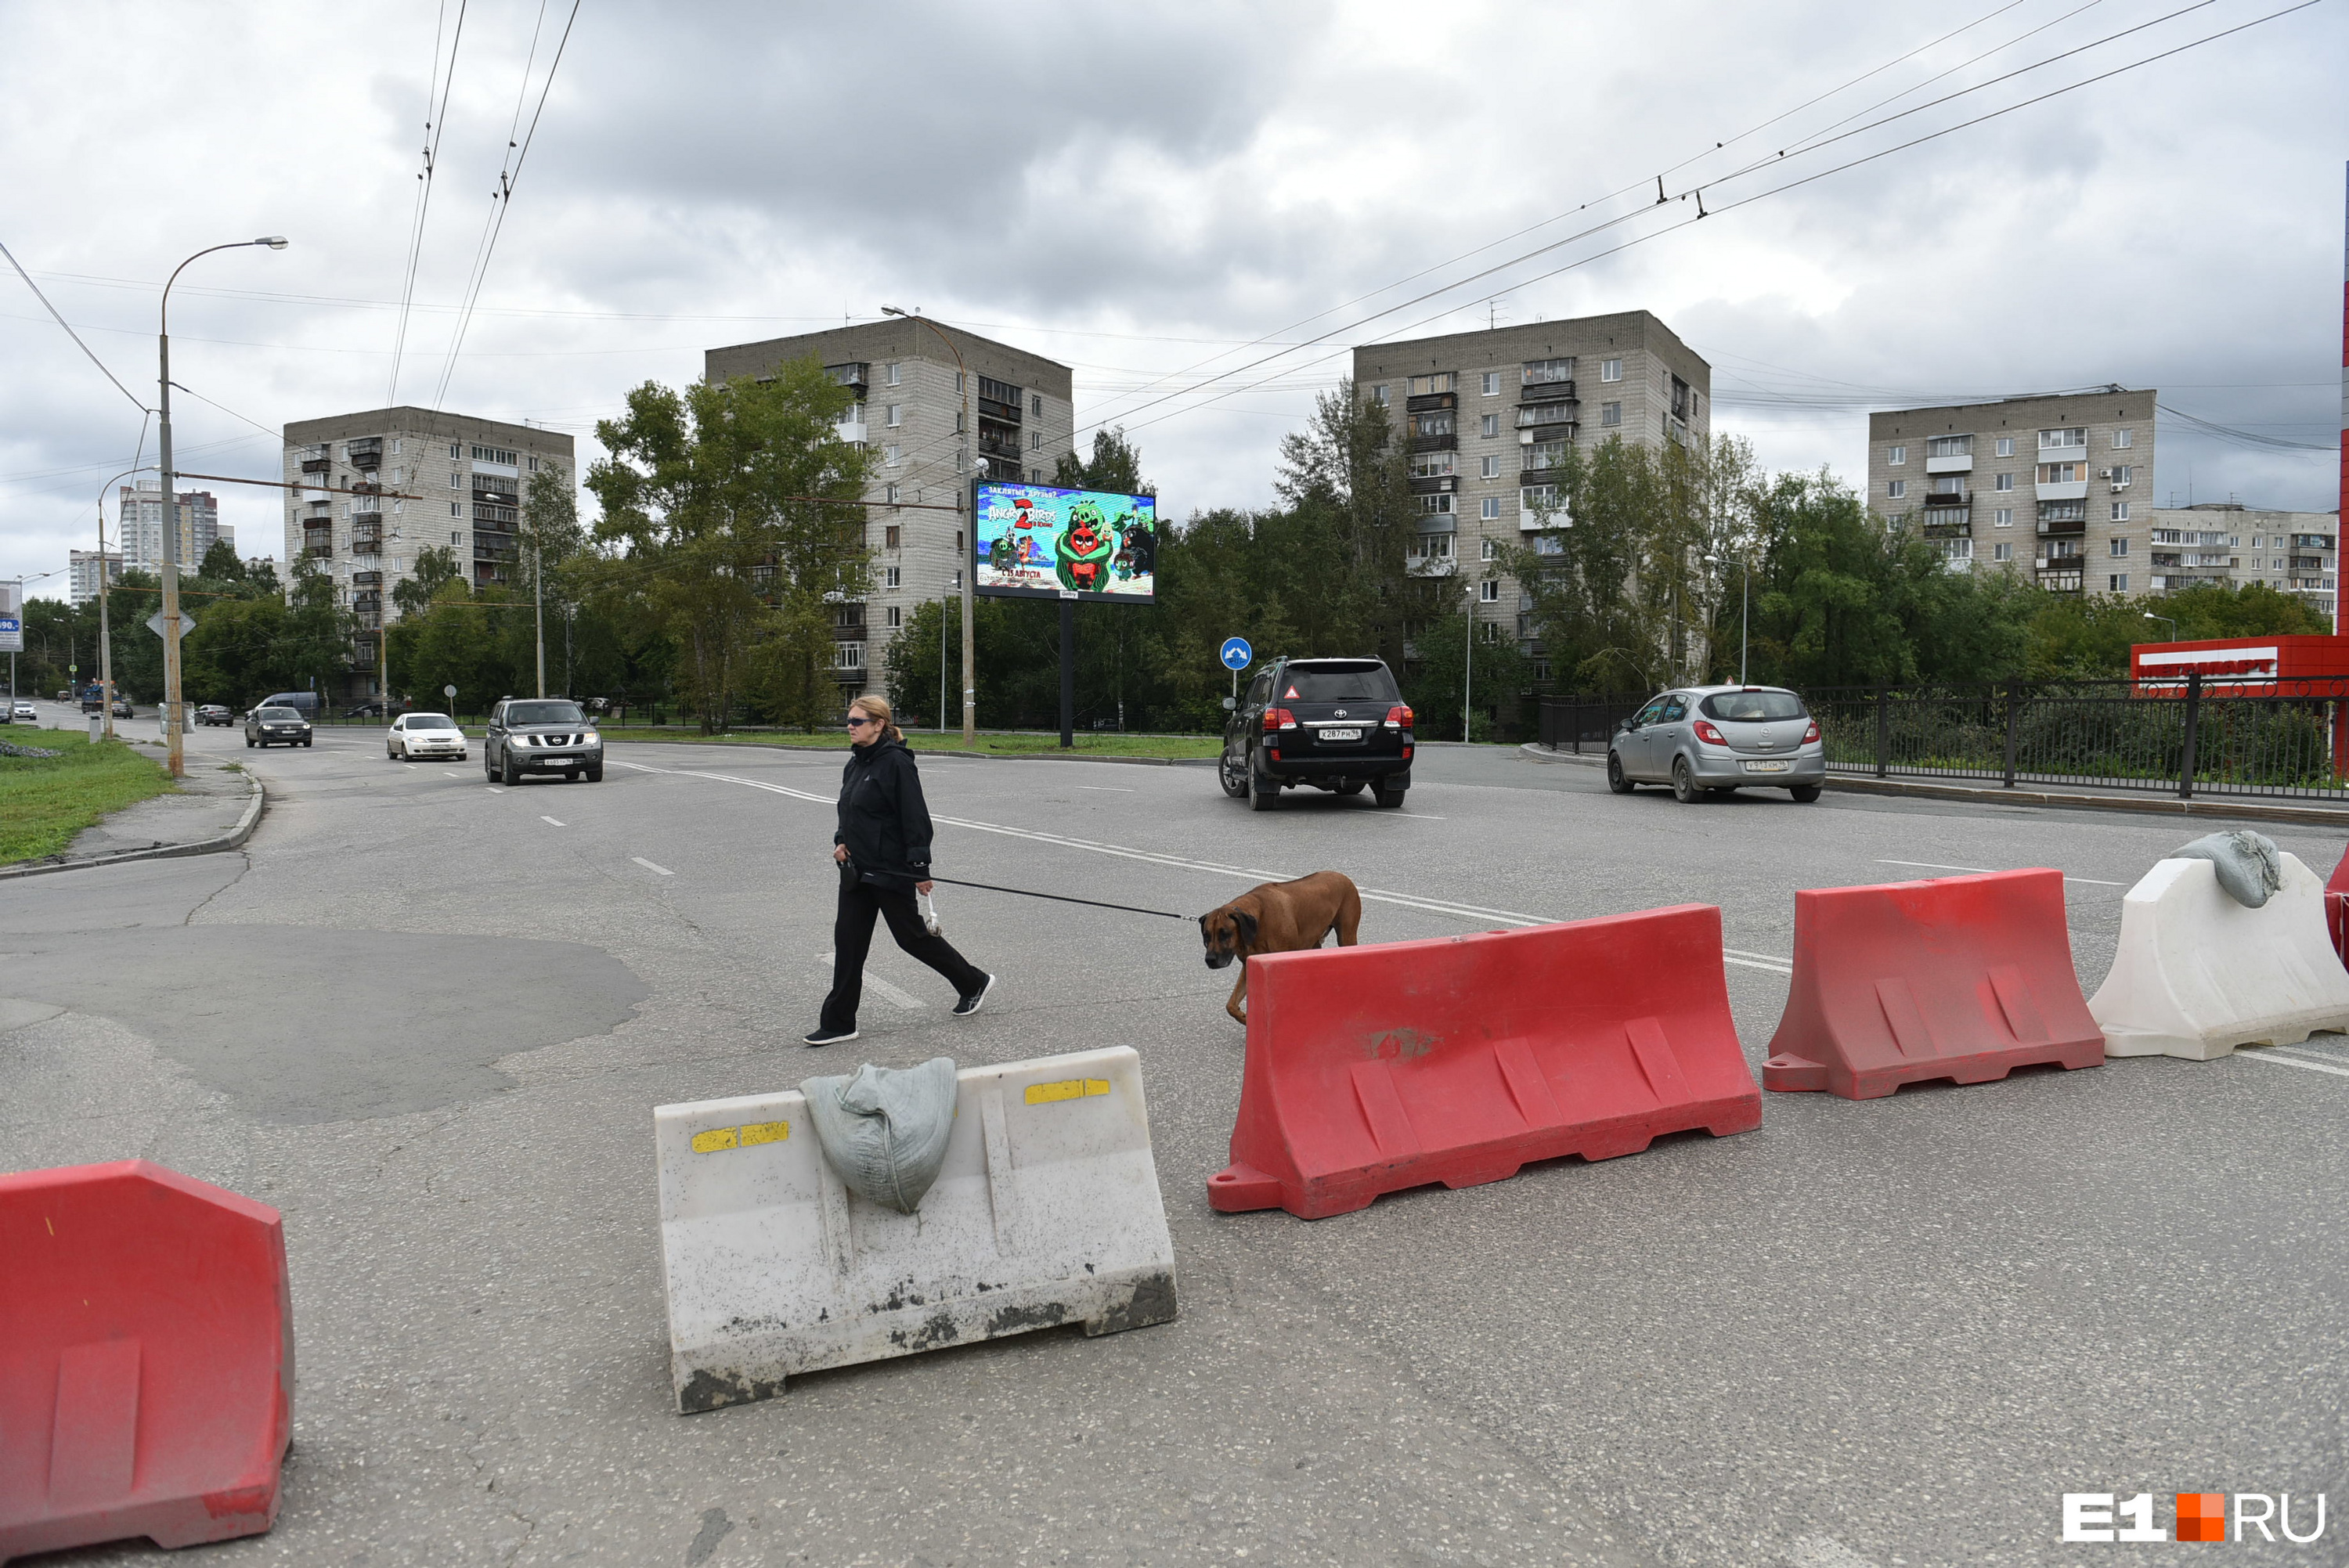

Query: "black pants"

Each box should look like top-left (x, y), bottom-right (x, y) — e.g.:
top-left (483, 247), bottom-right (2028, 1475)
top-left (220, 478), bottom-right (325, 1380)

top-left (820, 878), bottom-right (986, 1033)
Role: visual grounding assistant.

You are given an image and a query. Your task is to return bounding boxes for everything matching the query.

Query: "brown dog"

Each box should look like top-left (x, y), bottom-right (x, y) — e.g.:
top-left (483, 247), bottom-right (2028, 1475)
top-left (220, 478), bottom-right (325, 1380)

top-left (1198, 871), bottom-right (1362, 1023)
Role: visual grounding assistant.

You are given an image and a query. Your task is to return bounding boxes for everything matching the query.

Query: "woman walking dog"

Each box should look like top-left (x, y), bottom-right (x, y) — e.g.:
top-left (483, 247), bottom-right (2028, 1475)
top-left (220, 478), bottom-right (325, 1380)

top-left (806, 695), bottom-right (994, 1046)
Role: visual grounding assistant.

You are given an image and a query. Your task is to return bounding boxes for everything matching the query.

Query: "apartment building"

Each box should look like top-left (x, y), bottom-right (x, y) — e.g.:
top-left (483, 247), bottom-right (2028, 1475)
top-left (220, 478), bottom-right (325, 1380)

top-left (705, 322), bottom-right (1076, 699)
top-left (280, 408), bottom-right (574, 699)
top-left (1867, 389), bottom-right (2153, 593)
top-left (117, 479), bottom-right (229, 574)
top-left (2147, 503), bottom-right (2338, 626)
top-left (1352, 312), bottom-right (1712, 670)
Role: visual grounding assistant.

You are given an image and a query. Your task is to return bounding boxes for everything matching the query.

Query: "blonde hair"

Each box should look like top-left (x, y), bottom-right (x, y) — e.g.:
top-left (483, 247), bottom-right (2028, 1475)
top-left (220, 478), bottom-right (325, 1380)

top-left (849, 695), bottom-right (903, 744)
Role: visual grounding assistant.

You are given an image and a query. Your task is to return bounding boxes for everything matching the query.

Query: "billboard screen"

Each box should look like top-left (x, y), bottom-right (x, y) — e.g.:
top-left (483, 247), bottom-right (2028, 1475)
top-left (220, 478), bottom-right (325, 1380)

top-left (974, 481), bottom-right (1156, 603)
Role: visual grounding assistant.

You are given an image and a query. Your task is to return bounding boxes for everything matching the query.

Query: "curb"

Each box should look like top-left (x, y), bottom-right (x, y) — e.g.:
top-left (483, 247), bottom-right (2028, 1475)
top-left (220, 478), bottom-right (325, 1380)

top-left (1514, 743), bottom-right (2349, 827)
top-left (0, 770), bottom-right (267, 881)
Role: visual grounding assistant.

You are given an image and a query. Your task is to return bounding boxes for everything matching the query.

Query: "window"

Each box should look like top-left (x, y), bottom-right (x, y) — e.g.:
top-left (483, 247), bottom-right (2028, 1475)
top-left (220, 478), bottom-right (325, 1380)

top-left (954, 371), bottom-right (965, 395)
top-left (1599, 358), bottom-right (1622, 383)
top-left (2039, 427), bottom-right (2085, 452)
top-left (2110, 464), bottom-right (2133, 486)
top-left (1994, 508), bottom-right (2013, 528)
top-left (449, 442), bottom-right (462, 459)
top-left (886, 362), bottom-right (900, 386)
top-left (1600, 402), bottom-right (1622, 427)
top-left (1480, 579), bottom-right (1500, 602)
top-left (1887, 480), bottom-right (1907, 499)
top-left (1994, 473), bottom-right (2014, 492)
top-left (2038, 463), bottom-right (2082, 484)
top-left (1887, 445), bottom-right (1907, 465)
top-left (450, 472), bottom-right (462, 488)
top-left (1372, 384), bottom-right (1390, 405)
top-left (1993, 435), bottom-right (2012, 456)
top-left (1481, 371), bottom-right (1501, 395)
top-left (886, 605), bottom-right (902, 629)
top-left (2109, 574), bottom-right (2129, 592)
top-left (471, 444), bottom-right (519, 465)
top-left (1030, 432), bottom-right (1041, 450)
top-left (1418, 493), bottom-right (1456, 515)
top-left (885, 566), bottom-right (901, 589)
top-left (390, 439), bottom-right (402, 455)
top-left (1926, 435), bottom-right (1972, 457)
top-left (1939, 538), bottom-right (1973, 562)
top-left (834, 642), bottom-right (864, 670)
top-left (884, 524), bottom-right (901, 549)
top-left (2110, 501), bottom-right (2130, 522)
top-left (1480, 456), bottom-right (1501, 479)
top-left (1520, 485), bottom-right (1562, 521)
top-left (1031, 394), bottom-right (1043, 416)
top-left (1481, 496), bottom-right (1501, 521)
top-left (1410, 451), bottom-right (1455, 478)
top-left (886, 405), bottom-right (901, 427)
top-left (1479, 539), bottom-right (1498, 561)
top-left (1408, 409), bottom-right (1455, 438)
top-left (2112, 428), bottom-right (2133, 449)
top-left (885, 483), bottom-right (900, 505)
top-left (1480, 413), bottom-right (1499, 438)
top-left (1408, 373), bottom-right (1456, 396)
top-left (450, 502), bottom-right (461, 517)
top-left (1525, 439), bottom-right (1570, 471)
top-left (1523, 357), bottom-right (1574, 387)
top-left (1409, 531), bottom-right (1455, 560)
top-left (451, 530), bottom-right (462, 543)
top-left (885, 445), bottom-right (900, 467)
top-left (2109, 537), bottom-right (2129, 557)
top-left (1993, 542), bottom-right (2013, 562)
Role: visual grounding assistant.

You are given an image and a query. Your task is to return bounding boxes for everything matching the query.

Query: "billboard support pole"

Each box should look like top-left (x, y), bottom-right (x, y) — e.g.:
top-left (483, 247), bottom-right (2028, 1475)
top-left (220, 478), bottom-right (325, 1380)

top-left (1059, 597), bottom-right (1076, 748)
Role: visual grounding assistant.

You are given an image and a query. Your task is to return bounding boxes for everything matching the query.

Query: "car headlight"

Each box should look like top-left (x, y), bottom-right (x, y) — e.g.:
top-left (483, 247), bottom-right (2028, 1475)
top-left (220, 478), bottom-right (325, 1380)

top-left (582, 732), bottom-right (601, 747)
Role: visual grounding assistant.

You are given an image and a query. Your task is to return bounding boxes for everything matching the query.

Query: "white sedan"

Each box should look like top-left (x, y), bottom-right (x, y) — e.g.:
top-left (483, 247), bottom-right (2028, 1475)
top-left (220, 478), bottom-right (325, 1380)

top-left (388, 712), bottom-right (468, 761)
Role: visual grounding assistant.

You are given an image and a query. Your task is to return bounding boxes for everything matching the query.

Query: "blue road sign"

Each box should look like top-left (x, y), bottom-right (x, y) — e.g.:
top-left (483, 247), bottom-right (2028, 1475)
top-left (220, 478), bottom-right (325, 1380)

top-left (1220, 636), bottom-right (1253, 671)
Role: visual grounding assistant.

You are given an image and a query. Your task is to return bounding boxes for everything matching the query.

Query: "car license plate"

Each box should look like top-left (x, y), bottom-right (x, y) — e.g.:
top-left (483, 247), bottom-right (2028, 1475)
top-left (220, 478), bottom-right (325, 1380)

top-left (1319, 728), bottom-right (1362, 742)
top-left (539, 755), bottom-right (576, 766)
top-left (1742, 759), bottom-right (1791, 773)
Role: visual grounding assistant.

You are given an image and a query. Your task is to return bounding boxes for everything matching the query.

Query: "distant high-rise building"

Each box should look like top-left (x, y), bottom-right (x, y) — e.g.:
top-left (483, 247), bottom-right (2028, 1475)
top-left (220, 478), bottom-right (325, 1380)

top-left (280, 408), bottom-right (576, 701)
top-left (704, 322), bottom-right (1077, 701)
top-left (69, 550), bottom-right (124, 607)
top-left (117, 479), bottom-right (222, 573)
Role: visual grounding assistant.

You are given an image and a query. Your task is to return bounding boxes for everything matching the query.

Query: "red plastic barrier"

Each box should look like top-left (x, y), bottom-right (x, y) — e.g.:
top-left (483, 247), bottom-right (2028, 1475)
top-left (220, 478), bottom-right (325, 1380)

top-left (1, 1160), bottom-right (294, 1563)
top-left (1209, 904), bottom-right (1762, 1220)
top-left (2324, 843), bottom-right (2349, 972)
top-left (1761, 868), bottom-right (2104, 1099)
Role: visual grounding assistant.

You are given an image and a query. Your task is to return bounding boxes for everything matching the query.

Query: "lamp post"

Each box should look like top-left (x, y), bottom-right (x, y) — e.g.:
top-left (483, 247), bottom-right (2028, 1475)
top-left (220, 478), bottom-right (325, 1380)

top-left (1463, 575), bottom-right (1476, 744)
top-left (2143, 611), bottom-right (2178, 642)
top-left (94, 463), bottom-right (154, 740)
top-left (882, 305), bottom-right (976, 749)
top-left (157, 236), bottom-right (287, 777)
top-left (1703, 551), bottom-right (1752, 685)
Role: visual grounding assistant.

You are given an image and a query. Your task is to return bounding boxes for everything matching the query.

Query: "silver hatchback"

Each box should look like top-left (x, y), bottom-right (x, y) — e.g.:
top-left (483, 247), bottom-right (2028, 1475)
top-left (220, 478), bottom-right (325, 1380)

top-left (1607, 685), bottom-right (1826, 803)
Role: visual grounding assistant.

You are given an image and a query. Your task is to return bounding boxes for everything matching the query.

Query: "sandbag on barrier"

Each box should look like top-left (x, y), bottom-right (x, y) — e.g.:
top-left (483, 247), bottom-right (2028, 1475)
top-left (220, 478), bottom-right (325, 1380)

top-left (655, 1044), bottom-right (1176, 1412)
top-left (1, 1161), bottom-right (294, 1564)
top-left (1762, 868), bottom-right (2105, 1099)
top-left (2091, 851), bottom-right (2349, 1059)
top-left (1207, 904), bottom-right (1761, 1220)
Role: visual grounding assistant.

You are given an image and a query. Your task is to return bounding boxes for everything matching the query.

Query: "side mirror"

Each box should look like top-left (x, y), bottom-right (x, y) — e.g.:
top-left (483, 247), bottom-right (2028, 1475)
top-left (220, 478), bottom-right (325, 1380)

top-left (1221, 697), bottom-right (1236, 712)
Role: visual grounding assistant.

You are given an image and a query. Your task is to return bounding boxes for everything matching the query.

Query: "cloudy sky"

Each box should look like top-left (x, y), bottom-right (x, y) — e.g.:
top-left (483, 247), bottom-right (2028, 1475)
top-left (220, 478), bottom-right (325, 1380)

top-left (4, 0), bottom-right (2344, 600)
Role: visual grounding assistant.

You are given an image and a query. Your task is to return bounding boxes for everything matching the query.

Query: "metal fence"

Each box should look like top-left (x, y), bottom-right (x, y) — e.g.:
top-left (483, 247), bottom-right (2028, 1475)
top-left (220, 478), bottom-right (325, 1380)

top-left (1542, 676), bottom-right (2349, 802)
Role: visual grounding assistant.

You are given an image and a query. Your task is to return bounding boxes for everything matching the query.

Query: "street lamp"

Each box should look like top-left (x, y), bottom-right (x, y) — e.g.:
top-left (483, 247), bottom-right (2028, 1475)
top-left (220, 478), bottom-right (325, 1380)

top-left (157, 236), bottom-right (287, 777)
top-left (882, 305), bottom-right (976, 748)
top-left (1703, 550), bottom-right (1752, 686)
top-left (94, 463), bottom-right (156, 739)
top-left (2143, 611), bottom-right (2178, 642)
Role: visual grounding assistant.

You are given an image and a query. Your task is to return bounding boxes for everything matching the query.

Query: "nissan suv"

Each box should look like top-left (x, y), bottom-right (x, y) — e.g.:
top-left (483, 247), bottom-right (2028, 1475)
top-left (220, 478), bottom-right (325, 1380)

top-left (1220, 656), bottom-right (1413, 811)
top-left (484, 697), bottom-right (604, 784)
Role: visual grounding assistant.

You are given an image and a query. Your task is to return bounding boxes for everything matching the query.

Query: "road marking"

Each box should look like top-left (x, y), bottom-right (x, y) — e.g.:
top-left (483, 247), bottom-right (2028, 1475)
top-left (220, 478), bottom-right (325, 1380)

top-left (1878, 858), bottom-right (2127, 886)
top-left (814, 951), bottom-right (925, 1009)
top-left (632, 856), bottom-right (675, 875)
top-left (486, 785), bottom-right (504, 793)
top-left (2250, 1046), bottom-right (2349, 1078)
top-left (445, 771), bottom-right (463, 777)
top-left (1723, 946), bottom-right (1795, 975)
top-left (1078, 785), bottom-right (1135, 792)
top-left (541, 816), bottom-right (565, 827)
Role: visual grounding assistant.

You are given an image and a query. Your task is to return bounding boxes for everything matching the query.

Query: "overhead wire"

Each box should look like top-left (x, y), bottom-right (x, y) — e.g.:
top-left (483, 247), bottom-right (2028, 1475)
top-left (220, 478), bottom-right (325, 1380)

top-left (0, 236), bottom-right (151, 413)
top-left (388, 0), bottom-right (469, 405)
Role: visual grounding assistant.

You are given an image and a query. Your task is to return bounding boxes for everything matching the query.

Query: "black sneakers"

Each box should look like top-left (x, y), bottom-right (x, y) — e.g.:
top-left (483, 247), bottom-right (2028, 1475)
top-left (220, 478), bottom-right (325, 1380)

top-left (803, 1027), bottom-right (859, 1047)
top-left (952, 974), bottom-right (995, 1018)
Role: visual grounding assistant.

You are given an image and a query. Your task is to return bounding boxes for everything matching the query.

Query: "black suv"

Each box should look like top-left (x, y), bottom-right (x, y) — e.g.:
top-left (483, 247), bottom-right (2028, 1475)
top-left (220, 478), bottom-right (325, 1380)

top-left (484, 697), bottom-right (604, 784)
top-left (1220, 657), bottom-right (1413, 811)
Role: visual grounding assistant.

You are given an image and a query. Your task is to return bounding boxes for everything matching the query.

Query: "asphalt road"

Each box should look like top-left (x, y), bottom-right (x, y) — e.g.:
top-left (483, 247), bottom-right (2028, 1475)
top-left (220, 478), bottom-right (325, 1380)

top-left (4, 719), bottom-right (2344, 1567)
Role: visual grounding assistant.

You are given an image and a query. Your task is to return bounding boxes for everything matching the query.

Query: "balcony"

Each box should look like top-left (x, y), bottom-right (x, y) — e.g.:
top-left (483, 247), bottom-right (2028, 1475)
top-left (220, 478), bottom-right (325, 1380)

top-left (474, 541), bottom-right (518, 563)
top-left (1519, 374), bottom-right (1574, 398)
top-left (2292, 534), bottom-right (2337, 550)
top-left (976, 434), bottom-right (1020, 466)
top-left (1405, 391), bottom-right (1456, 413)
top-left (352, 591), bottom-right (382, 613)
top-left (1410, 433), bottom-right (1459, 453)
top-left (976, 395), bottom-right (1021, 424)
top-left (303, 541), bottom-right (333, 560)
top-left (353, 570), bottom-right (382, 588)
top-left (351, 533), bottom-right (383, 556)
top-left (471, 481), bottom-right (518, 503)
top-left (2037, 568), bottom-right (2085, 593)
top-left (1925, 453), bottom-right (1974, 474)
top-left (301, 456), bottom-right (330, 474)
top-left (2035, 479), bottom-right (2089, 502)
top-left (473, 561), bottom-right (509, 586)
top-left (1516, 403), bottom-right (1575, 430)
top-left (1409, 474), bottom-right (1457, 496)
top-left (1405, 555), bottom-right (1458, 578)
top-left (474, 503), bottom-right (518, 527)
top-left (1922, 519), bottom-right (1972, 539)
top-left (2289, 555), bottom-right (2326, 571)
top-left (348, 440), bottom-right (382, 470)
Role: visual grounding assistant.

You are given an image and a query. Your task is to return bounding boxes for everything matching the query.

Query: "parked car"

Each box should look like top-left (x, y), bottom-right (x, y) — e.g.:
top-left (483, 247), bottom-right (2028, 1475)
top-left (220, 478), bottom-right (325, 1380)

top-left (483, 697), bottom-right (603, 784)
top-left (195, 704), bottom-right (234, 726)
top-left (1220, 656), bottom-right (1414, 811)
top-left (258, 690), bottom-right (322, 720)
top-left (13, 700), bottom-right (39, 723)
top-left (344, 700), bottom-right (391, 719)
top-left (388, 712), bottom-right (467, 761)
top-left (244, 705), bottom-right (313, 748)
top-left (1607, 684), bottom-right (1825, 803)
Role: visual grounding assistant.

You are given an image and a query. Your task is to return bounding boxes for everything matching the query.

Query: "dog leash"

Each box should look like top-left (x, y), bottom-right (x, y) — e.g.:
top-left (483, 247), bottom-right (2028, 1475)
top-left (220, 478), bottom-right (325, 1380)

top-left (923, 876), bottom-right (1193, 921)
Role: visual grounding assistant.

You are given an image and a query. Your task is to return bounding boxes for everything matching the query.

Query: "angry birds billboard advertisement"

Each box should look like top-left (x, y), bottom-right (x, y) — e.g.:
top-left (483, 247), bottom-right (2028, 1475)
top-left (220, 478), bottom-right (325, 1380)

top-left (974, 481), bottom-right (1157, 603)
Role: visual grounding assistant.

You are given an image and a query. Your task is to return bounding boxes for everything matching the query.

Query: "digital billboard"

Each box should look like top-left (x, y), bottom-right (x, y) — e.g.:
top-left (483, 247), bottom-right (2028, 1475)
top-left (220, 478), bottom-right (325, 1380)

top-left (974, 481), bottom-right (1156, 603)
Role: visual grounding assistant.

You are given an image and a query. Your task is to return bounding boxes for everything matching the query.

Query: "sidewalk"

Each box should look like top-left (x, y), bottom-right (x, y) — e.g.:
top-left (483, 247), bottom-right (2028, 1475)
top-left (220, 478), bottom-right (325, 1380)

top-left (0, 748), bottom-right (265, 881)
top-left (1516, 741), bottom-right (2349, 829)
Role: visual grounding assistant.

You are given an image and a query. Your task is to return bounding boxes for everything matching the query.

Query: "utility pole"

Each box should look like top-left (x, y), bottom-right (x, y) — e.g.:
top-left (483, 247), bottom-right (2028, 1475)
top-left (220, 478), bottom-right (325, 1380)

top-left (157, 236), bottom-right (287, 776)
top-left (533, 542), bottom-right (546, 696)
top-left (1463, 579), bottom-right (1475, 744)
top-left (883, 306), bottom-right (976, 748)
top-left (95, 463), bottom-right (151, 741)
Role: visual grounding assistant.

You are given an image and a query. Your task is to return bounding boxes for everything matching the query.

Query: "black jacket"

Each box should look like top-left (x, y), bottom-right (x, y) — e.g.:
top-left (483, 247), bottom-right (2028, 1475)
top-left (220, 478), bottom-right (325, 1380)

top-left (834, 737), bottom-right (933, 889)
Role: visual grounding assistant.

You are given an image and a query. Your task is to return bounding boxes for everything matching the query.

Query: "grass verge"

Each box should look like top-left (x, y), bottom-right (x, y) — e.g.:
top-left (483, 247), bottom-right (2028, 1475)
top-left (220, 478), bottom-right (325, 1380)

top-left (595, 727), bottom-right (1222, 760)
top-left (0, 733), bottom-right (175, 865)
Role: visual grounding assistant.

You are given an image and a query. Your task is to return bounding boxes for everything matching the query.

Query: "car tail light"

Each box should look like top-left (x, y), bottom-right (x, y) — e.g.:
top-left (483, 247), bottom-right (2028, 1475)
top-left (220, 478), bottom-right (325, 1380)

top-left (1802, 718), bottom-right (1820, 744)
top-left (1273, 708), bottom-right (1297, 731)
top-left (1384, 705), bottom-right (1413, 730)
top-left (1693, 719), bottom-right (1727, 746)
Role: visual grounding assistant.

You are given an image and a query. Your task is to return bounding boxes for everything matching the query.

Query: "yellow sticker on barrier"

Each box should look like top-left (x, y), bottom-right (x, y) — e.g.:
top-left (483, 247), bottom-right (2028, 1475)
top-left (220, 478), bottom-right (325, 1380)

top-left (691, 1121), bottom-right (789, 1154)
top-left (691, 1127), bottom-right (739, 1154)
top-left (738, 1120), bottom-right (789, 1147)
top-left (1024, 1078), bottom-right (1111, 1105)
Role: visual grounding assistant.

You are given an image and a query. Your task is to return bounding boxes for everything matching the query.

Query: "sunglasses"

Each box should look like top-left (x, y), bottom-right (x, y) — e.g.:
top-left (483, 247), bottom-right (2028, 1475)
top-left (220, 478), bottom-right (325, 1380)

top-left (845, 715), bottom-right (876, 727)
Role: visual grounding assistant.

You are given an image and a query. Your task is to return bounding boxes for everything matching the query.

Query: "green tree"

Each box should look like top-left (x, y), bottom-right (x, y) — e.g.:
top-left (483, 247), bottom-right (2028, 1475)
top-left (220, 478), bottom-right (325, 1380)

top-left (197, 539), bottom-right (245, 582)
top-left (585, 366), bottom-right (875, 732)
top-left (1054, 426), bottom-right (1152, 495)
top-left (182, 595), bottom-right (294, 710)
top-left (394, 545), bottom-right (465, 617)
top-left (1404, 590), bottom-right (1531, 741)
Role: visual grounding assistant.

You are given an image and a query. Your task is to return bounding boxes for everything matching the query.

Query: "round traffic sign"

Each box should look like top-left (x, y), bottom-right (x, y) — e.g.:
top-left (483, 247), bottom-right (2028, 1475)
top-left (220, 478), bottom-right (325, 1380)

top-left (442, 684), bottom-right (457, 698)
top-left (1219, 636), bottom-right (1252, 672)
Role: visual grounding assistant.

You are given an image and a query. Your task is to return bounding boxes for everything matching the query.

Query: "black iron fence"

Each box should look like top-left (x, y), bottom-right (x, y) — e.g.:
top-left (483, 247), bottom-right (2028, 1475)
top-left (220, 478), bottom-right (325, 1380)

top-left (1541, 675), bottom-right (2349, 801)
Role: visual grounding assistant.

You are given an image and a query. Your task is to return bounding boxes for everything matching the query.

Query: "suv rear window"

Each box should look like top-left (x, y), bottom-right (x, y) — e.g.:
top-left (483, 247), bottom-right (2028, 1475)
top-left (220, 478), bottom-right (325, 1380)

top-left (1700, 690), bottom-right (1806, 722)
top-left (1279, 663), bottom-right (1400, 703)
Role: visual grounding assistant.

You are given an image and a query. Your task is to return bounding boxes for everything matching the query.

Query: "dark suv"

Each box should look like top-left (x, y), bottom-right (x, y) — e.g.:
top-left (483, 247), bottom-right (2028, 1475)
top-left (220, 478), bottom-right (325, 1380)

top-left (484, 697), bottom-right (604, 784)
top-left (1220, 657), bottom-right (1413, 811)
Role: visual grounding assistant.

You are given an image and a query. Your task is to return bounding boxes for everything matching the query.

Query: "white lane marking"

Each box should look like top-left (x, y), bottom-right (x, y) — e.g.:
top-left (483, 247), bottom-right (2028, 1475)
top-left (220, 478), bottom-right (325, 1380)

top-left (1723, 946), bottom-right (1795, 975)
top-left (1725, 957), bottom-right (1793, 975)
top-left (814, 951), bottom-right (925, 1009)
top-left (632, 856), bottom-right (675, 876)
top-left (486, 785), bottom-right (504, 793)
top-left (444, 771), bottom-right (463, 777)
top-left (1078, 785), bottom-right (1135, 792)
top-left (1877, 857), bottom-right (2127, 886)
top-left (2251, 1046), bottom-right (2349, 1077)
top-left (541, 816), bottom-right (565, 827)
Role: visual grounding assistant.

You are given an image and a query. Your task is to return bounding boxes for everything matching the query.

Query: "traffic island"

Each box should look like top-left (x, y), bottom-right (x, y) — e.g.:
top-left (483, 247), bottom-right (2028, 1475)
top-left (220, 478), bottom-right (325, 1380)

top-left (0, 740), bottom-right (262, 880)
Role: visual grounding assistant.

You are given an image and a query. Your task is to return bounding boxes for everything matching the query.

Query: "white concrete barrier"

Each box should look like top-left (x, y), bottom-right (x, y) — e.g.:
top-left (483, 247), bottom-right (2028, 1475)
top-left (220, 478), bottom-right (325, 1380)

top-left (2090, 852), bottom-right (2349, 1060)
top-left (655, 1044), bottom-right (1177, 1412)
